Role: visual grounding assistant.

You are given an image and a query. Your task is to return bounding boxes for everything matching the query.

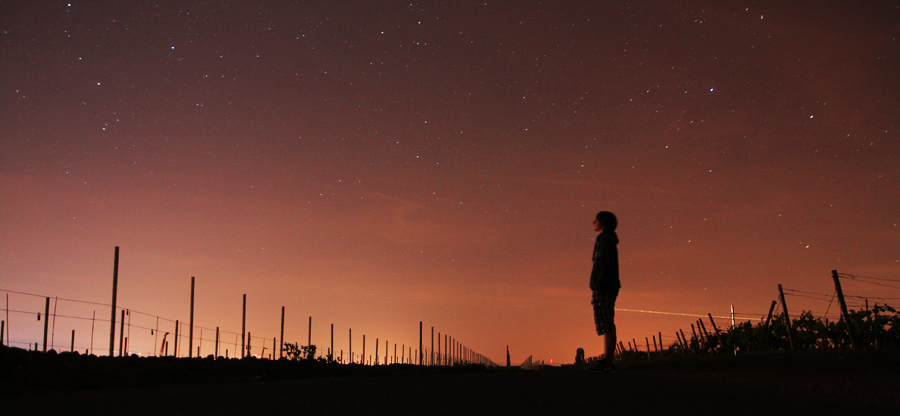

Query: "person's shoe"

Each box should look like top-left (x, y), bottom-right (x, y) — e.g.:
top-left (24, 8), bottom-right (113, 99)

top-left (587, 361), bottom-right (615, 373)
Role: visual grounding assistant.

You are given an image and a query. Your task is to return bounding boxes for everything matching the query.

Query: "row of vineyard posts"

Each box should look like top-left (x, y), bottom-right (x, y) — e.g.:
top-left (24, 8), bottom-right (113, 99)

top-left (610, 270), bottom-right (899, 363)
top-left (0, 247), bottom-right (497, 367)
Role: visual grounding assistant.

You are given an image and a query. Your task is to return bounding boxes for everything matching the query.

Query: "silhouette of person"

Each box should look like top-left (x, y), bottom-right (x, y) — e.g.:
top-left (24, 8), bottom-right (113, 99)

top-left (589, 211), bottom-right (619, 373)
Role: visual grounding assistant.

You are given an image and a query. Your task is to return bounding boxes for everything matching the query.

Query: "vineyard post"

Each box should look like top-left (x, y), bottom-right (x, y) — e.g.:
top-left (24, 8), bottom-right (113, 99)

top-left (384, 340), bottom-right (388, 364)
top-left (70, 329), bottom-right (75, 352)
top-left (658, 332), bottom-right (663, 353)
top-left (308, 316), bottom-right (312, 349)
top-left (679, 329), bottom-right (689, 353)
top-left (279, 307), bottom-right (284, 359)
top-left (241, 294), bottom-right (246, 359)
top-left (362, 335), bottom-right (366, 365)
top-left (698, 319), bottom-right (710, 346)
top-left (777, 284), bottom-right (795, 351)
top-left (42, 297), bottom-right (49, 352)
top-left (708, 314), bottom-right (724, 351)
top-left (215, 327), bottom-right (219, 357)
top-left (645, 337), bottom-right (651, 361)
top-left (349, 329), bottom-right (352, 364)
top-left (758, 300), bottom-right (777, 350)
top-left (330, 324), bottom-right (334, 362)
top-left (652, 335), bottom-right (658, 353)
top-left (431, 326), bottom-right (434, 366)
top-left (109, 246), bottom-right (119, 357)
top-left (173, 319), bottom-right (178, 358)
top-left (1, 320), bottom-right (4, 346)
top-left (189, 276), bottom-right (195, 358)
top-left (831, 270), bottom-right (858, 349)
top-left (375, 338), bottom-right (379, 364)
top-left (690, 324), bottom-right (699, 349)
top-left (730, 305), bottom-right (736, 329)
top-left (419, 321), bottom-right (423, 366)
top-left (119, 310), bottom-right (126, 356)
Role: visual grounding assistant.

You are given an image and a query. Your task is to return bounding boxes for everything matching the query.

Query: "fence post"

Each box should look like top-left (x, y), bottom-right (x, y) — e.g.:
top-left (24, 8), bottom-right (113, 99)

top-left (431, 326), bottom-right (434, 366)
top-left (215, 327), bottom-right (219, 358)
top-left (362, 334), bottom-right (366, 365)
top-left (119, 310), bottom-right (126, 356)
top-left (1, 320), bottom-right (4, 346)
top-left (241, 294), bottom-right (246, 359)
top-left (375, 338), bottom-right (379, 365)
top-left (758, 300), bottom-right (777, 350)
top-left (831, 270), bottom-right (858, 349)
top-left (279, 307), bottom-right (284, 359)
top-left (419, 321), bottom-right (423, 366)
top-left (645, 337), bottom-right (651, 361)
top-left (708, 314), bottom-right (724, 351)
top-left (71, 329), bottom-right (75, 353)
top-left (173, 319), bottom-right (178, 358)
top-left (308, 316), bottom-right (312, 349)
top-left (43, 297), bottom-right (50, 352)
top-left (189, 276), bottom-right (195, 358)
top-left (349, 329), bottom-right (352, 364)
top-left (777, 284), bottom-right (795, 351)
top-left (109, 246), bottom-right (119, 357)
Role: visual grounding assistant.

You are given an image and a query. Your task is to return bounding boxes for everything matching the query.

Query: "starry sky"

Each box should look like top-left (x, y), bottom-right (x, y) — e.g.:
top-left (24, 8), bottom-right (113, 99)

top-left (1, 1), bottom-right (898, 364)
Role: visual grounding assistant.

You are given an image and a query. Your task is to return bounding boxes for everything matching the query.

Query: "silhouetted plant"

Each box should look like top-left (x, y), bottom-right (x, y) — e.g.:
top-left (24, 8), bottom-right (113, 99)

top-left (283, 342), bottom-right (317, 361)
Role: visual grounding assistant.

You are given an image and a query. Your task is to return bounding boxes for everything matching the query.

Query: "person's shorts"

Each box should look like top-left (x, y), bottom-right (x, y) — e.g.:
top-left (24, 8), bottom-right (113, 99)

top-left (591, 290), bottom-right (618, 335)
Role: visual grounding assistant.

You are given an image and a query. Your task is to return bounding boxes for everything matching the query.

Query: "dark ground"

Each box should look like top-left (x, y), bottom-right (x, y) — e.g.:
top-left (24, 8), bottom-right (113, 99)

top-left (3, 348), bottom-right (898, 415)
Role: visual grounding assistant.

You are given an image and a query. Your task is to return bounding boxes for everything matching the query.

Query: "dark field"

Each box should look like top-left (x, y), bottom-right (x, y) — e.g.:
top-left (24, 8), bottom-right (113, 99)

top-left (3, 347), bottom-right (898, 415)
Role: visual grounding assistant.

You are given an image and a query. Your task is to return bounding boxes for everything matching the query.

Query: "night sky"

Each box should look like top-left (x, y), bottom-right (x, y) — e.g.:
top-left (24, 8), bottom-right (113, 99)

top-left (2, 1), bottom-right (898, 364)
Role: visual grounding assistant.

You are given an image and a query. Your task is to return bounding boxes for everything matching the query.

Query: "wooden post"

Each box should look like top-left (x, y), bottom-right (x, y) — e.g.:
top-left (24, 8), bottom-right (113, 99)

top-left (375, 338), bottom-right (379, 365)
top-left (1, 320), bottom-right (4, 346)
top-left (215, 327), bottom-right (220, 358)
top-left (272, 337), bottom-right (276, 359)
top-left (679, 329), bottom-right (688, 352)
top-left (189, 276), bottom-right (195, 358)
top-left (173, 319), bottom-right (179, 357)
top-left (71, 329), bottom-right (75, 352)
top-left (241, 294), bottom-right (246, 358)
top-left (308, 316), bottom-right (312, 349)
top-left (330, 324), bottom-right (334, 362)
top-left (758, 300), bottom-right (777, 349)
top-left (109, 246), bottom-right (119, 357)
top-left (658, 332), bottom-right (663, 351)
top-left (431, 326), bottom-right (434, 366)
top-left (362, 334), bottom-right (366, 365)
top-left (777, 284), bottom-right (795, 351)
top-left (349, 328), bottom-right (352, 364)
top-left (385, 339), bottom-right (388, 364)
top-left (419, 321), bottom-right (423, 366)
top-left (42, 297), bottom-right (50, 352)
top-left (708, 314), bottom-right (724, 350)
top-left (247, 332), bottom-right (251, 357)
top-left (832, 270), bottom-right (858, 349)
top-left (119, 310), bottom-right (126, 356)
top-left (699, 319), bottom-right (709, 340)
top-left (645, 337), bottom-right (651, 360)
top-left (279, 307), bottom-right (284, 359)
top-left (652, 335), bottom-right (658, 352)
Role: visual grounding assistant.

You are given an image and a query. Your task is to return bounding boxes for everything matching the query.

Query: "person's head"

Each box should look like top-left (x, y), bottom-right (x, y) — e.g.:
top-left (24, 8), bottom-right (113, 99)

top-left (594, 211), bottom-right (618, 233)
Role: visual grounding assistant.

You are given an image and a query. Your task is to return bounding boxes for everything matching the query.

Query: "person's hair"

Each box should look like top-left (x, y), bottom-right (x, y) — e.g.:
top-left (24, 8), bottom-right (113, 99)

top-left (596, 211), bottom-right (618, 232)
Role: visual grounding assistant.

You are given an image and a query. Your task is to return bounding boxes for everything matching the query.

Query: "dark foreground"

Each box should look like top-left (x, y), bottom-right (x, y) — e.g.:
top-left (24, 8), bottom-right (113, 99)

top-left (4, 348), bottom-right (899, 415)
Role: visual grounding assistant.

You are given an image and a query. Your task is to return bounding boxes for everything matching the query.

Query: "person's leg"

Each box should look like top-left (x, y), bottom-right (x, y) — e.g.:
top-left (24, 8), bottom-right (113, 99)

top-left (604, 329), bottom-right (617, 364)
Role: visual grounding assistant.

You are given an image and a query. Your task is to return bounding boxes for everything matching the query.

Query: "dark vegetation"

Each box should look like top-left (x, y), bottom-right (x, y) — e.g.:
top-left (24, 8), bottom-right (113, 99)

top-left (583, 305), bottom-right (900, 368)
top-left (0, 343), bottom-right (490, 398)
